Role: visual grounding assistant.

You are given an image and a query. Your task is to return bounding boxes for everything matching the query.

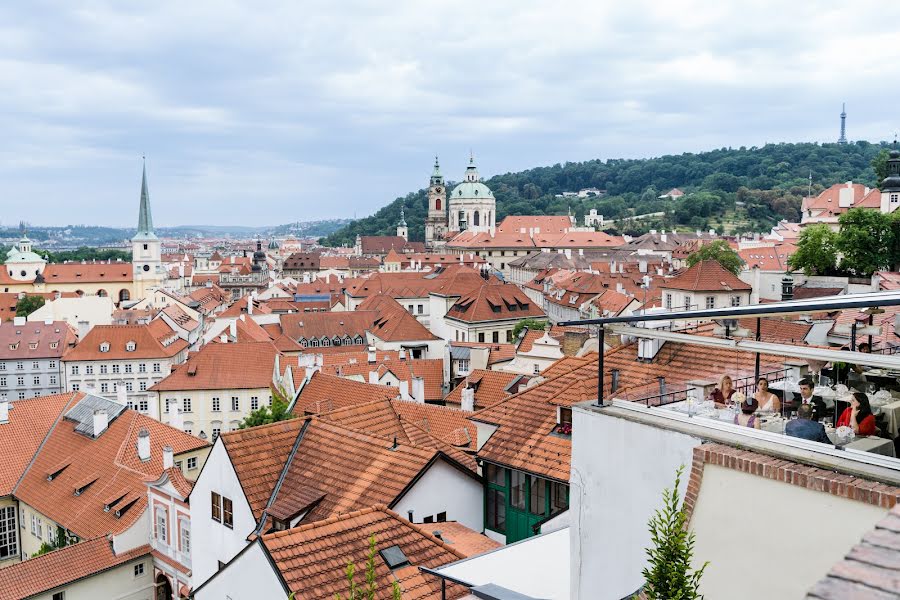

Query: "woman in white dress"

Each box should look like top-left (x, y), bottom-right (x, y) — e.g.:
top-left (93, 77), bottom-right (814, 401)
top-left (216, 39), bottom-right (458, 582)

top-left (754, 377), bottom-right (780, 413)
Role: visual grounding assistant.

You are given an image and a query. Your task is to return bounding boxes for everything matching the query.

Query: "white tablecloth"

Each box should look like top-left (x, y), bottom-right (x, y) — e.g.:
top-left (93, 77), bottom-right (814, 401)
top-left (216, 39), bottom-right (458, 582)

top-left (877, 400), bottom-right (900, 439)
top-left (843, 436), bottom-right (896, 458)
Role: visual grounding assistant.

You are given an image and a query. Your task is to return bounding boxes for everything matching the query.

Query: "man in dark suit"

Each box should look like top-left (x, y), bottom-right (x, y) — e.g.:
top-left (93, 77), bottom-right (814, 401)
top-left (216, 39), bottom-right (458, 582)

top-left (786, 403), bottom-right (831, 444)
top-left (793, 377), bottom-right (827, 421)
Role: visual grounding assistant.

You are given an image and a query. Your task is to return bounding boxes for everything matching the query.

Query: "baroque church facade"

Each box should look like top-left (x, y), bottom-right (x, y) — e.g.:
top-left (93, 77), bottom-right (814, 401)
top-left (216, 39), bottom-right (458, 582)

top-left (424, 154), bottom-right (496, 249)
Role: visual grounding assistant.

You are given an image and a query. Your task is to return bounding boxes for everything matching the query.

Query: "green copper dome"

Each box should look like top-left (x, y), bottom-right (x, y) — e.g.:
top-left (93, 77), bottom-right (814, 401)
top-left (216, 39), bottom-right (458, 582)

top-left (450, 180), bottom-right (494, 199)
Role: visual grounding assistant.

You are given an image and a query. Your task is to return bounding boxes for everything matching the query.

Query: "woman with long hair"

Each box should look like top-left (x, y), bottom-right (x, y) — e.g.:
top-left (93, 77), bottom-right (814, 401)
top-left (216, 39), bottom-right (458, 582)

top-left (754, 377), bottom-right (780, 413)
top-left (836, 392), bottom-right (877, 436)
top-left (709, 375), bottom-right (735, 406)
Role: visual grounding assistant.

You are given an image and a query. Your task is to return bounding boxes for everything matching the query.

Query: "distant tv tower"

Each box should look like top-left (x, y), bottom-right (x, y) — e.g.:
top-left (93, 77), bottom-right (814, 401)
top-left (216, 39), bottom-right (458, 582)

top-left (838, 103), bottom-right (847, 144)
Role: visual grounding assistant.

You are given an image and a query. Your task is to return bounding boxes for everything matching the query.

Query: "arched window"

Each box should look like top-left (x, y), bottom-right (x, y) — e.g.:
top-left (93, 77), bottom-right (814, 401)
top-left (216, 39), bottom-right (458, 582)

top-left (97, 289), bottom-right (108, 297)
top-left (473, 211), bottom-right (480, 227)
top-left (321, 337), bottom-right (331, 347)
top-left (458, 211), bottom-right (466, 230)
top-left (119, 289), bottom-right (130, 303)
top-left (354, 335), bottom-right (364, 344)
top-left (435, 198), bottom-right (441, 211)
top-left (332, 336), bottom-right (342, 346)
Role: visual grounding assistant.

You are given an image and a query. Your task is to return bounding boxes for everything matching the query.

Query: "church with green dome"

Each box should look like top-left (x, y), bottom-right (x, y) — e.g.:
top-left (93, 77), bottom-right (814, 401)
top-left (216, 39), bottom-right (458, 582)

top-left (424, 154), bottom-right (496, 248)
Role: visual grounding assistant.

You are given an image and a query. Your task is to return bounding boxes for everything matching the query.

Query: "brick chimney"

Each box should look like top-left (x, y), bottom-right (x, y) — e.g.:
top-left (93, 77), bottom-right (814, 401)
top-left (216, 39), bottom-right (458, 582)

top-left (562, 330), bottom-right (589, 356)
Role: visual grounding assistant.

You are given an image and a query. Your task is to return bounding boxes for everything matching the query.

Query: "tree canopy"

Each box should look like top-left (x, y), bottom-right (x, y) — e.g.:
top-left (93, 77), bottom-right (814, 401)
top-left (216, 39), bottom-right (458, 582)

top-left (789, 224), bottom-right (839, 276)
top-left (239, 387), bottom-right (294, 429)
top-left (15, 295), bottom-right (46, 318)
top-left (686, 240), bottom-right (743, 275)
top-left (513, 318), bottom-right (547, 339)
top-left (322, 141), bottom-right (891, 246)
top-left (835, 209), bottom-right (897, 276)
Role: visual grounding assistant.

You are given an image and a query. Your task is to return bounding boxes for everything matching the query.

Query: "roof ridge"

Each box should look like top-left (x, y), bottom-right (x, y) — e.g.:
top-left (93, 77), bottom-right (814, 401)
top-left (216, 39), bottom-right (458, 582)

top-left (254, 418), bottom-right (312, 536)
top-left (12, 392), bottom-right (82, 496)
top-left (262, 504), bottom-right (388, 541)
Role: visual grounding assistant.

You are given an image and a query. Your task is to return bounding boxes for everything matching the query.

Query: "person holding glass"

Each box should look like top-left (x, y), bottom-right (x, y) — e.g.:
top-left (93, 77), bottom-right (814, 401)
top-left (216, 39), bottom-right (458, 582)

top-left (753, 377), bottom-right (780, 413)
top-left (836, 392), bottom-right (877, 436)
top-left (709, 375), bottom-right (736, 406)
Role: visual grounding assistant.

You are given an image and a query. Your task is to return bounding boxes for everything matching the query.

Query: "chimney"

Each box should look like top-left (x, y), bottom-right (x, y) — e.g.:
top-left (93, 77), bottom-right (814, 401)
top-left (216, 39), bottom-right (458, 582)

top-left (116, 383), bottom-right (127, 406)
top-left (54, 290), bottom-right (61, 299)
top-left (219, 334), bottom-right (227, 343)
top-left (170, 404), bottom-right (184, 430)
top-left (639, 260), bottom-right (647, 273)
top-left (247, 298), bottom-right (254, 315)
top-left (369, 371), bottom-right (379, 384)
top-left (661, 233), bottom-right (667, 243)
top-left (461, 387), bottom-right (475, 412)
top-left (137, 428), bottom-right (151, 462)
top-left (367, 346), bottom-right (377, 363)
top-left (399, 349), bottom-right (406, 360)
top-left (399, 380), bottom-right (411, 401)
top-left (229, 321), bottom-right (237, 340)
top-left (411, 376), bottom-right (425, 404)
top-left (77, 320), bottom-right (90, 340)
top-left (0, 399), bottom-right (8, 424)
top-left (838, 183), bottom-right (854, 208)
top-left (162, 446), bottom-right (174, 470)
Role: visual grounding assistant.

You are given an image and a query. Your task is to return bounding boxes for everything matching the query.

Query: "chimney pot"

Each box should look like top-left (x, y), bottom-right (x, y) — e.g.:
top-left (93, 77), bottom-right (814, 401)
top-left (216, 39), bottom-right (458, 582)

top-left (162, 446), bottom-right (174, 470)
top-left (0, 399), bottom-right (8, 424)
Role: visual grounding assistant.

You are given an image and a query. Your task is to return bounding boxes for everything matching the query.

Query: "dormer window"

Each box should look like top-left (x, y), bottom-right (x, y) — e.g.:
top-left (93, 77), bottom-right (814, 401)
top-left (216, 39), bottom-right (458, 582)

top-left (555, 407), bottom-right (572, 436)
top-left (29, 342), bottom-right (37, 350)
top-left (50, 342), bottom-right (58, 349)
top-left (8, 343), bottom-right (17, 351)
top-left (125, 341), bottom-right (136, 352)
top-left (99, 342), bottom-right (110, 353)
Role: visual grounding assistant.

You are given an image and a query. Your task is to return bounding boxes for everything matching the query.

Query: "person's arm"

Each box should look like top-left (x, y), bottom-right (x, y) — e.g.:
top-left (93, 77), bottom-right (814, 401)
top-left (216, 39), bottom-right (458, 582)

top-left (818, 425), bottom-right (831, 444)
top-left (850, 406), bottom-right (862, 434)
top-left (771, 394), bottom-right (781, 413)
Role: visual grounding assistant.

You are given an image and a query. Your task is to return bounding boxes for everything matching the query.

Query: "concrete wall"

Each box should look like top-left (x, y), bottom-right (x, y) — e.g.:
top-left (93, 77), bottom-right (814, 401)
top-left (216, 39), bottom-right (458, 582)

top-left (0, 357), bottom-right (65, 399)
top-left (392, 459), bottom-right (483, 532)
top-left (156, 387), bottom-right (272, 441)
top-left (193, 541), bottom-right (287, 600)
top-left (690, 464), bottom-right (886, 599)
top-left (569, 405), bottom-right (701, 600)
top-left (34, 556), bottom-right (153, 600)
top-left (190, 440), bottom-right (259, 586)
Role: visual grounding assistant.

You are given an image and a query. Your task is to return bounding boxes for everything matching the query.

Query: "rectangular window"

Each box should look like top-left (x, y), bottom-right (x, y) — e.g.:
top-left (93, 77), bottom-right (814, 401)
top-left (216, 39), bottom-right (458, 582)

top-left (0, 506), bottom-right (17, 558)
top-left (71, 383), bottom-right (79, 391)
top-left (156, 508), bottom-right (167, 543)
top-left (124, 364), bottom-right (132, 374)
top-left (529, 475), bottom-right (546, 516)
top-left (478, 332), bottom-right (485, 343)
top-left (211, 397), bottom-right (220, 412)
top-left (0, 377), bottom-right (5, 387)
top-left (52, 593), bottom-right (64, 600)
top-left (111, 364), bottom-right (120, 374)
top-left (223, 497), bottom-right (233, 528)
top-left (183, 398), bottom-right (192, 413)
top-left (49, 361), bottom-right (56, 369)
top-left (35, 517), bottom-right (42, 539)
top-left (213, 427), bottom-right (221, 440)
top-left (32, 361), bottom-right (39, 369)
top-left (417, 305), bottom-right (424, 314)
top-left (211, 492), bottom-right (221, 522)
top-left (153, 363), bottom-right (161, 373)
top-left (85, 365), bottom-right (93, 375)
top-left (139, 363), bottom-right (146, 373)
top-left (125, 382), bottom-right (133, 392)
top-left (181, 523), bottom-right (191, 554)
top-left (510, 471), bottom-right (526, 510)
top-left (664, 293), bottom-right (672, 310)
top-left (134, 563), bottom-right (144, 577)
top-left (486, 463), bottom-right (506, 485)
top-left (731, 296), bottom-right (742, 307)
top-left (187, 457), bottom-right (197, 470)
top-left (550, 481), bottom-right (568, 513)
top-left (100, 383), bottom-right (109, 394)
top-left (33, 376), bottom-right (40, 386)
top-left (684, 296), bottom-right (691, 310)
top-left (139, 400), bottom-right (148, 412)
top-left (49, 375), bottom-right (57, 386)
top-left (250, 397), bottom-right (259, 411)
top-left (139, 381), bottom-right (147, 392)
top-left (99, 365), bottom-right (107, 375)
top-left (486, 488), bottom-right (506, 533)
top-left (231, 397), bottom-right (239, 411)
top-left (705, 296), bottom-right (715, 309)
top-left (492, 331), bottom-right (499, 343)
top-left (71, 365), bottom-right (78, 375)
top-left (16, 362), bottom-right (22, 370)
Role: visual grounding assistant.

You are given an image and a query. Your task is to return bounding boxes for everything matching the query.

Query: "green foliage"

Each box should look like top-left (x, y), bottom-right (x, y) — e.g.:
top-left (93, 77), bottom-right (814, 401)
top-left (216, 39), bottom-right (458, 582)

top-left (322, 142), bottom-right (890, 245)
top-left (15, 295), bottom-right (46, 318)
top-left (836, 209), bottom-right (897, 276)
top-left (789, 224), bottom-right (839, 276)
top-left (31, 526), bottom-right (70, 557)
top-left (873, 149), bottom-right (890, 183)
top-left (512, 318), bottom-right (547, 339)
top-left (239, 386), bottom-right (295, 429)
top-left (685, 240), bottom-right (743, 275)
top-left (334, 534), bottom-right (403, 600)
top-left (641, 465), bottom-right (708, 600)
top-left (42, 247), bottom-right (131, 263)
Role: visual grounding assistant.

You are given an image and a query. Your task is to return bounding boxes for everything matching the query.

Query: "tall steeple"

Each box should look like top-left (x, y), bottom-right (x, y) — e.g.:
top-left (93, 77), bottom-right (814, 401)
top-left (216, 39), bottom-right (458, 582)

top-left (135, 158), bottom-right (157, 240)
top-left (838, 103), bottom-right (847, 145)
top-left (430, 155), bottom-right (443, 186)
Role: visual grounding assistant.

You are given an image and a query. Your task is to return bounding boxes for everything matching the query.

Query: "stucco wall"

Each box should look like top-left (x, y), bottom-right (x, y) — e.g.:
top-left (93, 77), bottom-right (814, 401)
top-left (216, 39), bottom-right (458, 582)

top-left (193, 541), bottom-right (287, 600)
top-left (392, 459), bottom-right (483, 532)
top-left (569, 405), bottom-right (701, 600)
top-left (33, 557), bottom-right (153, 600)
top-left (690, 464), bottom-right (886, 599)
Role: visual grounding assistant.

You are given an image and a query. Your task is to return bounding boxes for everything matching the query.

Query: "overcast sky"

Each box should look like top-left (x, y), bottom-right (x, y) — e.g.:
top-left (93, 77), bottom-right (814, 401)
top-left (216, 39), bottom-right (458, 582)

top-left (1, 1), bottom-right (898, 227)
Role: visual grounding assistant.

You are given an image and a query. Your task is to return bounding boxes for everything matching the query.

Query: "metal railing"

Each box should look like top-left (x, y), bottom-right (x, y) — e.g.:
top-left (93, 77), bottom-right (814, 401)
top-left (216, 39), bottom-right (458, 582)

top-left (628, 368), bottom-right (790, 408)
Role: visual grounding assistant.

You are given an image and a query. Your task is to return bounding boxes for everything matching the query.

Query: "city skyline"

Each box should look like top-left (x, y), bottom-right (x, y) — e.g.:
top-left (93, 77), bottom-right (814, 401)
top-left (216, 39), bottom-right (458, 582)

top-left (0, 1), bottom-right (898, 226)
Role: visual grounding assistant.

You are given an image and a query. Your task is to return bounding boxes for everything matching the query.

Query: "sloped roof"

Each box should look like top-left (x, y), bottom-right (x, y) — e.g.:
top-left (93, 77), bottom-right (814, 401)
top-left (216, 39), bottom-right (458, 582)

top-left (150, 341), bottom-right (278, 391)
top-left (15, 393), bottom-right (208, 539)
top-left (260, 506), bottom-right (468, 600)
top-left (445, 370), bottom-right (524, 410)
top-left (358, 294), bottom-right (440, 342)
top-left (447, 284), bottom-right (545, 323)
top-left (414, 520), bottom-right (502, 557)
top-left (291, 371), bottom-right (398, 414)
top-left (321, 353), bottom-right (444, 402)
top-left (280, 311), bottom-right (374, 341)
top-left (0, 319), bottom-right (75, 360)
top-left (661, 260), bottom-right (751, 292)
top-left (42, 262), bottom-right (133, 284)
top-left (0, 537), bottom-right (150, 600)
top-left (62, 320), bottom-right (187, 361)
top-left (342, 265), bottom-right (492, 299)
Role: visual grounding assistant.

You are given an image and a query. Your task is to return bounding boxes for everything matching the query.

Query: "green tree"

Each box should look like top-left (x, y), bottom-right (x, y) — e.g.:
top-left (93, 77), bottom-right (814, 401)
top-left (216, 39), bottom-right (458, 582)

top-left (872, 148), bottom-right (890, 183)
top-left (15, 295), bottom-right (46, 318)
top-left (789, 224), bottom-right (838, 276)
top-left (836, 209), bottom-right (896, 276)
top-left (685, 240), bottom-right (743, 275)
top-left (334, 534), bottom-right (403, 600)
top-left (512, 318), bottom-right (547, 339)
top-left (31, 526), bottom-right (70, 557)
top-left (641, 466), bottom-right (708, 600)
top-left (239, 386), bottom-right (295, 429)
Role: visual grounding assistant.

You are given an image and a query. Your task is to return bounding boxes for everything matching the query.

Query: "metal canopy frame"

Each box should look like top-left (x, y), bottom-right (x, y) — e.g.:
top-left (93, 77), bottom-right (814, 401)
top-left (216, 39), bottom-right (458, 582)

top-left (557, 291), bottom-right (900, 407)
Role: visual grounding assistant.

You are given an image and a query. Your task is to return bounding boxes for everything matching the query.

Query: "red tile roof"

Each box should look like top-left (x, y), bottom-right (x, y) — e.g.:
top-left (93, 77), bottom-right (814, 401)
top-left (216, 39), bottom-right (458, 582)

top-left (360, 236), bottom-right (425, 255)
top-left (280, 311), bottom-right (374, 343)
top-left (291, 371), bottom-right (399, 414)
top-left (445, 370), bottom-right (525, 410)
top-left (15, 393), bottom-right (208, 539)
top-left (0, 319), bottom-right (76, 360)
top-left (357, 294), bottom-right (440, 342)
top-left (0, 537), bottom-right (150, 599)
top-left (42, 262), bottom-right (133, 284)
top-left (62, 320), bottom-right (187, 362)
top-left (447, 284), bottom-right (545, 323)
top-left (661, 260), bottom-right (751, 292)
top-left (414, 521), bottom-right (502, 557)
top-left (343, 265), bottom-right (492, 299)
top-left (321, 353), bottom-right (445, 402)
top-left (738, 244), bottom-right (796, 271)
top-left (260, 506), bottom-right (468, 600)
top-left (150, 341), bottom-right (279, 391)
top-left (0, 393), bottom-right (77, 496)
top-left (450, 342), bottom-right (516, 365)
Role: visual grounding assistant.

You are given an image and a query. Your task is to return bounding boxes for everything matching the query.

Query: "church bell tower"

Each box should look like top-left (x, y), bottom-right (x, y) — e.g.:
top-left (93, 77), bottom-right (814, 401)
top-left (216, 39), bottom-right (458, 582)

top-left (424, 156), bottom-right (448, 249)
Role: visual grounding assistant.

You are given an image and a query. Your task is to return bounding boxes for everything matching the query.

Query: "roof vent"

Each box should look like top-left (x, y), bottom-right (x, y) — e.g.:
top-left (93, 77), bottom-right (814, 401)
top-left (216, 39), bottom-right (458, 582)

top-left (379, 545), bottom-right (410, 570)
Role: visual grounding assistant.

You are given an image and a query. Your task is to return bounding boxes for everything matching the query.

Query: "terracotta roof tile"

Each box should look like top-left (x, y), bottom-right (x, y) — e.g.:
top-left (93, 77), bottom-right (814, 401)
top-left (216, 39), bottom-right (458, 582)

top-left (343, 265), bottom-right (491, 299)
top-left (414, 521), bottom-right (502, 557)
top-left (447, 284), bottom-right (545, 323)
top-left (260, 506), bottom-right (467, 600)
top-left (291, 371), bottom-right (398, 414)
top-left (0, 537), bottom-right (150, 599)
top-left (150, 341), bottom-right (278, 391)
top-left (356, 295), bottom-right (440, 342)
top-left (445, 370), bottom-right (525, 410)
top-left (62, 321), bottom-right (187, 362)
top-left (42, 262), bottom-right (133, 283)
top-left (320, 352), bottom-right (444, 401)
top-left (661, 260), bottom-right (751, 292)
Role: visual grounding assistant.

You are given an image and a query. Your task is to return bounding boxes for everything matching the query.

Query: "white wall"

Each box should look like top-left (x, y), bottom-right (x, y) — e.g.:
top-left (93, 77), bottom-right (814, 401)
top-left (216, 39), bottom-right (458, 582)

top-left (112, 509), bottom-right (150, 554)
top-left (193, 541), bottom-right (287, 600)
top-left (190, 440), bottom-right (259, 587)
top-left (393, 458), bottom-right (483, 532)
top-left (34, 557), bottom-right (153, 600)
top-left (569, 405), bottom-right (701, 600)
top-left (690, 464), bottom-right (886, 599)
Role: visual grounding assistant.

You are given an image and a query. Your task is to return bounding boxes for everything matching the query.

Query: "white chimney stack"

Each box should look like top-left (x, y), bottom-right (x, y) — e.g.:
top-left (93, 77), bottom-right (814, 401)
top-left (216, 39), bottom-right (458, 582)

top-left (78, 320), bottom-right (90, 340)
top-left (137, 428), bottom-right (151, 462)
top-left (0, 399), bottom-right (8, 424)
top-left (461, 387), bottom-right (475, 412)
top-left (369, 371), bottom-right (379, 384)
top-left (399, 380), bottom-right (411, 401)
top-left (116, 383), bottom-right (127, 406)
top-left (162, 446), bottom-right (174, 470)
top-left (639, 260), bottom-right (647, 273)
top-left (170, 404), bottom-right (184, 430)
top-left (367, 347), bottom-right (377, 363)
top-left (411, 376), bottom-right (425, 404)
top-left (219, 334), bottom-right (228, 343)
top-left (398, 349), bottom-right (406, 360)
top-left (229, 321), bottom-right (237, 339)
top-left (247, 297), bottom-right (254, 315)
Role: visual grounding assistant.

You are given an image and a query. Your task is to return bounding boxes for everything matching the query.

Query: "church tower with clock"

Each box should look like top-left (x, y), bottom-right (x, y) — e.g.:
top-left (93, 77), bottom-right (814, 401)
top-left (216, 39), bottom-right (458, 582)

top-left (424, 156), bottom-right (448, 249)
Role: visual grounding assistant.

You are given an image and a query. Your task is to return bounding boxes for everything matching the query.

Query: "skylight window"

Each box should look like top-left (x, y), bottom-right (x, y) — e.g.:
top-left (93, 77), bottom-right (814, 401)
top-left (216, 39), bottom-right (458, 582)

top-left (380, 545), bottom-right (410, 570)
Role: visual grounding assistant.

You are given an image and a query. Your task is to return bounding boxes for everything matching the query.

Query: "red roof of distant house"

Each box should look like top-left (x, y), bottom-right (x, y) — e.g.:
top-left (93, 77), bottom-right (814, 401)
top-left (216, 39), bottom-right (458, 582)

top-left (661, 260), bottom-right (750, 292)
top-left (0, 319), bottom-right (76, 360)
top-left (447, 284), bottom-right (545, 323)
top-left (150, 341), bottom-right (279, 391)
top-left (63, 320), bottom-right (187, 362)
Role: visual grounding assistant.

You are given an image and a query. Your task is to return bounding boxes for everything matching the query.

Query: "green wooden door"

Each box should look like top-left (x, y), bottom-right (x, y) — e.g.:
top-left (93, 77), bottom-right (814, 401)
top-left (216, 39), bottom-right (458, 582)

top-left (505, 472), bottom-right (548, 543)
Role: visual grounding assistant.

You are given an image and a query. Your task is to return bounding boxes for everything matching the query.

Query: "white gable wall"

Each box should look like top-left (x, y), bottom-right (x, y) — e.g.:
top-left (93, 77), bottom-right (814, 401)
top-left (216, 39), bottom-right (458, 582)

top-left (193, 541), bottom-right (286, 600)
top-left (392, 458), bottom-right (483, 532)
top-left (190, 440), bottom-right (259, 587)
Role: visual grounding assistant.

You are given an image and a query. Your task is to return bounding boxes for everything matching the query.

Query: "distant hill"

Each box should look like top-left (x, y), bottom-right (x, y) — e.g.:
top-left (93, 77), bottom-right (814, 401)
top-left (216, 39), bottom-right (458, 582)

top-left (321, 141), bottom-right (889, 246)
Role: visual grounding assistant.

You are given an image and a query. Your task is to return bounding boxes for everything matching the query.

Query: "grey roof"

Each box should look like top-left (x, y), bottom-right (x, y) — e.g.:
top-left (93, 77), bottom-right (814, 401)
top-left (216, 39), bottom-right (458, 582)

top-left (64, 394), bottom-right (127, 438)
top-left (449, 346), bottom-right (471, 360)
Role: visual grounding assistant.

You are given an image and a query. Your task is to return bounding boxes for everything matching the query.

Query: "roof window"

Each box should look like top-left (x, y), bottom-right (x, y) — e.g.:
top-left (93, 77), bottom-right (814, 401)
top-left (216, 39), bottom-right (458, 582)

top-left (99, 342), bottom-right (110, 353)
top-left (380, 545), bottom-right (410, 570)
top-left (125, 341), bottom-right (136, 352)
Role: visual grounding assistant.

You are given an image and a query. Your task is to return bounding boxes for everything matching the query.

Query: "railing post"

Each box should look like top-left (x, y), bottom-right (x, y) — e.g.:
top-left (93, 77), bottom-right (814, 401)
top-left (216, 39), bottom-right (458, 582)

top-left (754, 317), bottom-right (761, 383)
top-left (597, 327), bottom-right (605, 406)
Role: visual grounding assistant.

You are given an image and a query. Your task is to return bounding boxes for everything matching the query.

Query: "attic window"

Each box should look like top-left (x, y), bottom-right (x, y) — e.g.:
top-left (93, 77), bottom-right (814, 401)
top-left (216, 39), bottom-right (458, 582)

top-left (50, 342), bottom-right (58, 349)
top-left (47, 462), bottom-right (70, 481)
top-left (379, 545), bottom-right (410, 570)
top-left (99, 342), bottom-right (110, 353)
top-left (555, 407), bottom-right (573, 436)
top-left (8, 343), bottom-right (17, 351)
top-left (187, 364), bottom-right (198, 376)
top-left (73, 476), bottom-right (99, 497)
top-left (125, 341), bottom-right (136, 352)
top-left (29, 342), bottom-right (38, 350)
top-left (115, 496), bottom-right (139, 518)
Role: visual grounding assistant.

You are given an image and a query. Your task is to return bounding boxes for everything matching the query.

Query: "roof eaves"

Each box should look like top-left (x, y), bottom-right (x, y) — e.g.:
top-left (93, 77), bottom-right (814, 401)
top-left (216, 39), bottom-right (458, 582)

top-left (253, 417), bottom-right (311, 536)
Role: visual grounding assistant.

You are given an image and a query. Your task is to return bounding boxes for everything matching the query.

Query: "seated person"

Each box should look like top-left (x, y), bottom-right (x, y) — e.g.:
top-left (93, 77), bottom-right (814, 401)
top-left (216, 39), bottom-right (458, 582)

top-left (851, 342), bottom-right (871, 376)
top-left (753, 377), bottom-right (780, 413)
top-left (788, 378), bottom-right (826, 421)
top-left (785, 403), bottom-right (830, 444)
top-left (709, 375), bottom-right (736, 406)
top-left (734, 397), bottom-right (760, 428)
top-left (836, 392), bottom-right (877, 436)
